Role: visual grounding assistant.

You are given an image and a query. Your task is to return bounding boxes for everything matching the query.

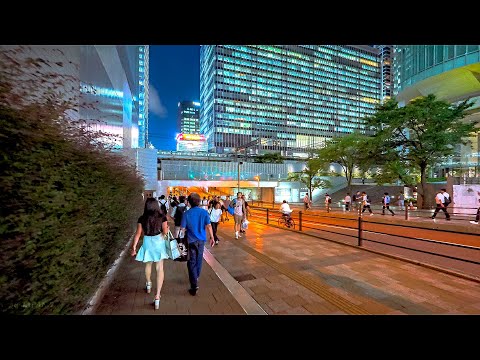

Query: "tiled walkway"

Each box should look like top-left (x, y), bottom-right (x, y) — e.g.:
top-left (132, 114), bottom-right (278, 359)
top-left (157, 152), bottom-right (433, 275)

top-left (94, 219), bottom-right (480, 315)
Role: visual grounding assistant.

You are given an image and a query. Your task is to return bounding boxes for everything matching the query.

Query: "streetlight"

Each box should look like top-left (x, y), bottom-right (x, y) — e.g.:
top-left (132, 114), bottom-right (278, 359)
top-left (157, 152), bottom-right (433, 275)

top-left (254, 175), bottom-right (260, 200)
top-left (237, 161), bottom-right (243, 194)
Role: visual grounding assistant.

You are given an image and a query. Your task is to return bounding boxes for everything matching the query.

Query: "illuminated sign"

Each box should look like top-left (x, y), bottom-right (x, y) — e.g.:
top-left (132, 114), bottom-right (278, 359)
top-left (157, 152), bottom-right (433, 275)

top-left (176, 133), bottom-right (207, 152)
top-left (193, 101), bottom-right (201, 107)
top-left (176, 133), bottom-right (206, 141)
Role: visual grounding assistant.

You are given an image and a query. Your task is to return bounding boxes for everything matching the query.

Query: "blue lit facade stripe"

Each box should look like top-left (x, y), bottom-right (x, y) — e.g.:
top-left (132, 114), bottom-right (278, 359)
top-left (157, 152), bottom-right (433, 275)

top-left (200, 45), bottom-right (381, 156)
top-left (138, 45), bottom-right (149, 148)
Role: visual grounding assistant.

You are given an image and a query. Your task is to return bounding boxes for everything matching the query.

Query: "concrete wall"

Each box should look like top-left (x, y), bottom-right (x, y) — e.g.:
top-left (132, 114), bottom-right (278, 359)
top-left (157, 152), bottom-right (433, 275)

top-left (452, 184), bottom-right (480, 215)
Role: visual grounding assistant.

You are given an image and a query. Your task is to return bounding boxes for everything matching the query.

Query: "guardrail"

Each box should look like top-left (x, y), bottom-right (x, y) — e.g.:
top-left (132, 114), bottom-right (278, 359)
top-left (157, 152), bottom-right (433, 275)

top-left (247, 204), bottom-right (480, 280)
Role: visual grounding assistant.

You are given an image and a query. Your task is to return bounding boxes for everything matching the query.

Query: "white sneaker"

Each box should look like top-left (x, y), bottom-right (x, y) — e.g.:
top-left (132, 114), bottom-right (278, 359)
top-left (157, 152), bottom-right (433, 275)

top-left (146, 282), bottom-right (152, 294)
top-left (370, 213), bottom-right (374, 216)
top-left (235, 232), bottom-right (239, 239)
top-left (470, 221), bottom-right (479, 225)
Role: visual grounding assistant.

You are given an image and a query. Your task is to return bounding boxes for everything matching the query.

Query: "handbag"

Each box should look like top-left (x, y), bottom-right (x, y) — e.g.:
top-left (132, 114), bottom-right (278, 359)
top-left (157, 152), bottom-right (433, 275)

top-left (174, 229), bottom-right (190, 262)
top-left (165, 229), bottom-right (181, 260)
top-left (242, 219), bottom-right (249, 230)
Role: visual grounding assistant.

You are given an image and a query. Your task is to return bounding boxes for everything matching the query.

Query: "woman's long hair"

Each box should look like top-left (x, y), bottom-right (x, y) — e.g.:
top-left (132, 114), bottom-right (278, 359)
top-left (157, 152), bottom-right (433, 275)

top-left (141, 198), bottom-right (163, 236)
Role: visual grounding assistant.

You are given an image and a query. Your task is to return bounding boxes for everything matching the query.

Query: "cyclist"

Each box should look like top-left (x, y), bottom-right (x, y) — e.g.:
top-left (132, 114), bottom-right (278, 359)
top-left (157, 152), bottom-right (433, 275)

top-left (279, 200), bottom-right (293, 226)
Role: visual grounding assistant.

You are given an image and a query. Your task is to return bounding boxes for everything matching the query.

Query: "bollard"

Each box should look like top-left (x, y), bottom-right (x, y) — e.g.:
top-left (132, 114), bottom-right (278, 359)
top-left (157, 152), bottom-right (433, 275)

top-left (266, 208), bottom-right (269, 224)
top-left (405, 206), bottom-right (408, 220)
top-left (299, 211), bottom-right (303, 231)
top-left (358, 216), bottom-right (363, 246)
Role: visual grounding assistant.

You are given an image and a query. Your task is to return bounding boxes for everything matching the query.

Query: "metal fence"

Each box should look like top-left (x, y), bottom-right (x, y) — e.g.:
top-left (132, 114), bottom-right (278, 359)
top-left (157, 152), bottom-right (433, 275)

top-left (248, 203), bottom-right (480, 280)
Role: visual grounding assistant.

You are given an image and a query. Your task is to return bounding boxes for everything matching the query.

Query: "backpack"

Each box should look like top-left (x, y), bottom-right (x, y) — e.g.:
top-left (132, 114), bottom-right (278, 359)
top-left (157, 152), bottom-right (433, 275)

top-left (444, 196), bottom-right (451, 205)
top-left (227, 199), bottom-right (236, 215)
top-left (328, 198), bottom-right (332, 204)
top-left (159, 200), bottom-right (167, 215)
top-left (174, 205), bottom-right (186, 226)
top-left (367, 195), bottom-right (371, 203)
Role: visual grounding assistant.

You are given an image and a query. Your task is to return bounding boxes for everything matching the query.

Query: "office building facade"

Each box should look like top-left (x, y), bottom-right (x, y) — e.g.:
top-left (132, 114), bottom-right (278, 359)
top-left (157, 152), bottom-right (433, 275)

top-left (138, 45), bottom-right (149, 148)
top-left (1, 45), bottom-right (157, 191)
top-left (1, 45), bottom-right (142, 149)
top-left (178, 100), bottom-right (200, 134)
top-left (373, 45), bottom-right (393, 102)
top-left (393, 45), bottom-right (480, 177)
top-left (200, 45), bottom-right (381, 157)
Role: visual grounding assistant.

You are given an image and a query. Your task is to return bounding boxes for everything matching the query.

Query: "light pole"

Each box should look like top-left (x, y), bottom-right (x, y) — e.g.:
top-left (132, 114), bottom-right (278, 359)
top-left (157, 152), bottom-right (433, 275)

top-left (237, 161), bottom-right (243, 194)
top-left (254, 175), bottom-right (260, 200)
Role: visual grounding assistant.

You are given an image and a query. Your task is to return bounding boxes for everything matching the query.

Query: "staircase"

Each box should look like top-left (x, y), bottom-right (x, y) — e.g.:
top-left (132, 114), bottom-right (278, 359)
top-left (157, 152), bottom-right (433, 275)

top-left (329, 184), bottom-right (405, 205)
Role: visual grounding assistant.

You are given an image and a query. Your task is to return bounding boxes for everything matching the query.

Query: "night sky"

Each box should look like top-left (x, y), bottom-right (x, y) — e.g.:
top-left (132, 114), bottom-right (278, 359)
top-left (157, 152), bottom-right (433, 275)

top-left (148, 45), bottom-right (200, 151)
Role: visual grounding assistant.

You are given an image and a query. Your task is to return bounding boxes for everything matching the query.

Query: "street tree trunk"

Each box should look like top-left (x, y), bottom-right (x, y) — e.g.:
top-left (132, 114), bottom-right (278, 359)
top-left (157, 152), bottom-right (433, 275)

top-left (419, 163), bottom-right (428, 209)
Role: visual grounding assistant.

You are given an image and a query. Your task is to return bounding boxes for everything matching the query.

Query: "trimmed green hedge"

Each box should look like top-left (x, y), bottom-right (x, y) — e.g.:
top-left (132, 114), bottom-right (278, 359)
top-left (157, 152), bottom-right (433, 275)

top-left (0, 103), bottom-right (144, 314)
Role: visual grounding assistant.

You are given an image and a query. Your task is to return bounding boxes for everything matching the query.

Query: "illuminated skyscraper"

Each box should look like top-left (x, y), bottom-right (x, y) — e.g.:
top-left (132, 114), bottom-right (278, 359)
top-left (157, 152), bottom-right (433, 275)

top-left (373, 45), bottom-right (393, 102)
top-left (178, 100), bottom-right (200, 134)
top-left (200, 45), bottom-right (381, 157)
top-left (138, 45), bottom-right (149, 148)
top-left (393, 45), bottom-right (480, 177)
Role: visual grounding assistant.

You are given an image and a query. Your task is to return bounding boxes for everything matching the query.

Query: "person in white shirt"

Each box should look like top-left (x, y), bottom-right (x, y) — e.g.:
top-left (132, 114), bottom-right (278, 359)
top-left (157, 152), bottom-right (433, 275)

top-left (201, 196), bottom-right (209, 210)
top-left (431, 190), bottom-right (450, 220)
top-left (469, 191), bottom-right (480, 225)
top-left (279, 200), bottom-right (293, 223)
top-left (344, 193), bottom-right (351, 211)
top-left (361, 191), bottom-right (373, 215)
top-left (441, 188), bottom-right (451, 209)
top-left (208, 201), bottom-right (223, 244)
top-left (325, 193), bottom-right (332, 212)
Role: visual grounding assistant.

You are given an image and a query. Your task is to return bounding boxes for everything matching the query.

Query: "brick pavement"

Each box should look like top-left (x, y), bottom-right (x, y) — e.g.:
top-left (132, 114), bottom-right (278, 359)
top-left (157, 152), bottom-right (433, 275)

top-left (95, 246), bottom-right (245, 315)
top-left (93, 217), bottom-right (480, 315)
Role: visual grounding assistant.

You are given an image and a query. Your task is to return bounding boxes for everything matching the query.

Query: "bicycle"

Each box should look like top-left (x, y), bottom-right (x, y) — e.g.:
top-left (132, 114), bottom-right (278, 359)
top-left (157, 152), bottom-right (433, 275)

top-left (278, 212), bottom-right (295, 229)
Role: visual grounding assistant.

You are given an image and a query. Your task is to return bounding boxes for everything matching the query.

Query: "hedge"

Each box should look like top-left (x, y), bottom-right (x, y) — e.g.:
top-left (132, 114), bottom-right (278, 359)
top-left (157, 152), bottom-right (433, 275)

top-left (0, 101), bottom-right (145, 314)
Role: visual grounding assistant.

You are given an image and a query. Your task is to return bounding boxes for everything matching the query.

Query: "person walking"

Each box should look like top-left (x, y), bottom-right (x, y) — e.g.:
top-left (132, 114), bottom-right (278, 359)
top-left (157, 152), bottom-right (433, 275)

top-left (180, 192), bottom-right (215, 296)
top-left (382, 192), bottom-right (395, 216)
top-left (240, 194), bottom-right (252, 234)
top-left (344, 193), bottom-right (351, 211)
top-left (158, 194), bottom-right (169, 215)
top-left (469, 191), bottom-right (480, 225)
top-left (172, 195), bottom-right (187, 238)
top-left (354, 191), bottom-right (362, 213)
top-left (201, 196), bottom-right (209, 210)
top-left (216, 196), bottom-right (225, 222)
top-left (223, 195), bottom-right (231, 222)
top-left (303, 193), bottom-right (311, 211)
top-left (441, 188), bottom-right (452, 209)
top-left (232, 192), bottom-right (247, 239)
top-left (431, 190), bottom-right (450, 221)
top-left (131, 198), bottom-right (170, 310)
top-left (209, 201), bottom-right (222, 245)
top-left (361, 191), bottom-right (373, 215)
top-left (325, 193), bottom-right (332, 212)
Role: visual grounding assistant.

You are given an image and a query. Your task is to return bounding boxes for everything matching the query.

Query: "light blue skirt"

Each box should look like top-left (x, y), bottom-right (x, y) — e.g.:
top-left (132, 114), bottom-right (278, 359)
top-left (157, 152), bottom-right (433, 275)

top-left (135, 234), bottom-right (170, 262)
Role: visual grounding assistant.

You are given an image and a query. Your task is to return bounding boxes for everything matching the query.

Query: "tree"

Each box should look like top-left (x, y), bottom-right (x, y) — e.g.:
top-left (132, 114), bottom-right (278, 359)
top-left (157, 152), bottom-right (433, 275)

top-left (253, 152), bottom-right (284, 163)
top-left (366, 95), bottom-right (477, 208)
top-left (287, 158), bottom-right (331, 201)
top-left (314, 133), bottom-right (372, 195)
